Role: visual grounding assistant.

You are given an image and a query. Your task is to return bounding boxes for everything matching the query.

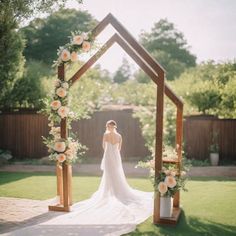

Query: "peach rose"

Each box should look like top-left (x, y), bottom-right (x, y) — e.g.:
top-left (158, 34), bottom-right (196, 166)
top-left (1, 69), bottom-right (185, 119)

top-left (50, 100), bottom-right (61, 110)
top-left (165, 176), bottom-right (177, 188)
top-left (73, 35), bottom-right (83, 45)
top-left (70, 51), bottom-right (78, 62)
top-left (60, 49), bottom-right (70, 62)
top-left (62, 82), bottom-right (69, 89)
top-left (58, 106), bottom-right (69, 118)
top-left (158, 182), bottom-right (168, 195)
top-left (82, 41), bottom-right (91, 52)
top-left (56, 87), bottom-right (67, 98)
top-left (57, 153), bottom-right (66, 162)
top-left (181, 171), bottom-right (186, 176)
top-left (54, 141), bottom-right (66, 152)
top-left (170, 171), bottom-right (176, 176)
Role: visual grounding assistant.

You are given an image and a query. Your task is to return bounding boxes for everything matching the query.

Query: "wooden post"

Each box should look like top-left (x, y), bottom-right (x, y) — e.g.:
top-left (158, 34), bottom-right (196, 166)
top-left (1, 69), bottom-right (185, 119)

top-left (49, 63), bottom-right (72, 212)
top-left (56, 165), bottom-right (63, 205)
top-left (153, 72), bottom-right (165, 224)
top-left (173, 105), bottom-right (183, 208)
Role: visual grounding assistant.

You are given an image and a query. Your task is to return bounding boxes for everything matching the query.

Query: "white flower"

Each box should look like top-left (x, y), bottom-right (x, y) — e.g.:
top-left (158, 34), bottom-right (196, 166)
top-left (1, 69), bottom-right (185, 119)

top-left (61, 82), bottom-right (69, 89)
top-left (54, 79), bottom-right (61, 87)
top-left (58, 106), bottom-right (69, 118)
top-left (71, 51), bottom-right (78, 62)
top-left (50, 100), bottom-right (61, 110)
top-left (49, 127), bottom-right (61, 138)
top-left (54, 141), bottom-right (66, 152)
top-left (73, 35), bottom-right (83, 45)
top-left (82, 32), bottom-right (89, 40)
top-left (60, 49), bottom-right (71, 62)
top-left (82, 41), bottom-right (91, 52)
top-left (65, 149), bottom-right (74, 160)
top-left (56, 153), bottom-right (66, 162)
top-left (56, 87), bottom-right (67, 98)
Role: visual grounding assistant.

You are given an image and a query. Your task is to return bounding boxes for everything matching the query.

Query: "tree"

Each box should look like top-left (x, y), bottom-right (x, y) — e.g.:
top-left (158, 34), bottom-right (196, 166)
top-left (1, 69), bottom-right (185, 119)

top-left (21, 9), bottom-right (97, 64)
top-left (0, 0), bottom-right (82, 109)
top-left (0, 4), bottom-right (25, 107)
top-left (113, 58), bottom-right (131, 83)
top-left (139, 18), bottom-right (196, 81)
top-left (171, 60), bottom-right (236, 117)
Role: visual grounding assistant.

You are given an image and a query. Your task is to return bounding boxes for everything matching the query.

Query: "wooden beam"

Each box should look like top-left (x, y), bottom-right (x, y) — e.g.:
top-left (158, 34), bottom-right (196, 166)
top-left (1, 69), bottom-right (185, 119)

top-left (114, 34), bottom-right (182, 107)
top-left (153, 72), bottom-right (165, 224)
top-left (70, 34), bottom-right (117, 85)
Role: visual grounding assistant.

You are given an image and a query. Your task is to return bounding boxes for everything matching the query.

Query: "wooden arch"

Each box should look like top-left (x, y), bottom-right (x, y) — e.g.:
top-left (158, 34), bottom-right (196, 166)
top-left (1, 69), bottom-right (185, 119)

top-left (49, 13), bottom-right (184, 225)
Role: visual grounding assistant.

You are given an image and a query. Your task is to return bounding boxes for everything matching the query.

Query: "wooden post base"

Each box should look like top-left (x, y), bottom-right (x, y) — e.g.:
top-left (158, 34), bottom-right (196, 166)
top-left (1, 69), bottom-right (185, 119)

top-left (154, 207), bottom-right (181, 226)
top-left (48, 205), bottom-right (70, 212)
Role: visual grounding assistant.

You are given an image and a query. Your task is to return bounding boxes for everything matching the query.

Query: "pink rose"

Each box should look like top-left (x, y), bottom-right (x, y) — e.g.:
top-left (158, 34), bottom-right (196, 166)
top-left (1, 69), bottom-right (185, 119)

top-left (82, 41), bottom-right (91, 52)
top-left (56, 87), bottom-right (67, 98)
top-left (158, 182), bottom-right (168, 195)
top-left (73, 35), bottom-right (83, 45)
top-left (58, 106), bottom-right (69, 118)
top-left (54, 141), bottom-right (66, 152)
top-left (50, 100), bottom-right (61, 110)
top-left (57, 153), bottom-right (66, 162)
top-left (60, 49), bottom-right (70, 62)
top-left (165, 176), bottom-right (177, 188)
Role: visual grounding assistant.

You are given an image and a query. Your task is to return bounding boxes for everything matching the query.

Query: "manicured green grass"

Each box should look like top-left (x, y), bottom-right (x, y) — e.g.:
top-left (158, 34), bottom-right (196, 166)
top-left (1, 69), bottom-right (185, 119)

top-left (0, 172), bottom-right (236, 235)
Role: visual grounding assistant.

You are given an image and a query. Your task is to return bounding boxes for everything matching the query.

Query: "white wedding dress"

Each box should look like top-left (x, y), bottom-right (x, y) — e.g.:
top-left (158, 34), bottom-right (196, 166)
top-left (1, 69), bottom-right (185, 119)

top-left (4, 141), bottom-right (153, 236)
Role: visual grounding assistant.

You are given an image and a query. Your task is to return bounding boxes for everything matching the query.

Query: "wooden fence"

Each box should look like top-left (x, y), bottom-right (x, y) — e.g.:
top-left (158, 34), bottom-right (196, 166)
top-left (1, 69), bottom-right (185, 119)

top-left (0, 112), bottom-right (235, 161)
top-left (0, 109), bottom-right (150, 160)
top-left (184, 115), bottom-right (236, 161)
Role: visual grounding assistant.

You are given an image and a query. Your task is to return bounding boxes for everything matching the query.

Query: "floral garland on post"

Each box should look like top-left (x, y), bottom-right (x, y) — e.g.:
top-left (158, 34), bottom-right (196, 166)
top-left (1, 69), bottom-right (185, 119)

top-left (42, 31), bottom-right (94, 166)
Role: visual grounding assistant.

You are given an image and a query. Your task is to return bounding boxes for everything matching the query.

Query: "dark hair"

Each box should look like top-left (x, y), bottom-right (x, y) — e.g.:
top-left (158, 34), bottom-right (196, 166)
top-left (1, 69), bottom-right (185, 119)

top-left (106, 120), bottom-right (117, 128)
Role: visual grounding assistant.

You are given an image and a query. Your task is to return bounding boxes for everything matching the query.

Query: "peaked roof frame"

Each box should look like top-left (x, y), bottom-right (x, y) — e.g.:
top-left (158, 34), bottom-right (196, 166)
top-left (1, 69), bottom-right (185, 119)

top-left (51, 13), bottom-right (183, 225)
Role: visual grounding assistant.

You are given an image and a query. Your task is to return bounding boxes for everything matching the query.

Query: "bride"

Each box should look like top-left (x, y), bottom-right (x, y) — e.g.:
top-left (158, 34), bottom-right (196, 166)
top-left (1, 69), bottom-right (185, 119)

top-left (11, 120), bottom-right (153, 236)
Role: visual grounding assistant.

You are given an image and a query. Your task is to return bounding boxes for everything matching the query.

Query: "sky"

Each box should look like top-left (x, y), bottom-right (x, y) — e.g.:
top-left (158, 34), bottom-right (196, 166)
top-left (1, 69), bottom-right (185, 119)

top-left (65, 0), bottom-right (236, 73)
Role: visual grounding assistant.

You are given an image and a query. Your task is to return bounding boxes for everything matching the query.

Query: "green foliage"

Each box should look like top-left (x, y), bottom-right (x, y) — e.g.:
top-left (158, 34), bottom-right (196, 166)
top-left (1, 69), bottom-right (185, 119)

top-left (6, 60), bottom-right (51, 109)
top-left (0, 0), bottom-right (82, 109)
top-left (113, 58), bottom-right (131, 83)
top-left (170, 60), bottom-right (236, 117)
top-left (0, 3), bottom-right (25, 108)
top-left (139, 18), bottom-right (196, 81)
top-left (21, 8), bottom-right (97, 64)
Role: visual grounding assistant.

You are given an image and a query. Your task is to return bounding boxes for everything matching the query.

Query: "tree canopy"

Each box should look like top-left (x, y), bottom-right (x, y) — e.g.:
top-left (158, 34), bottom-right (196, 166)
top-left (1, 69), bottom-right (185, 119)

top-left (21, 8), bottom-right (97, 64)
top-left (139, 18), bottom-right (196, 81)
top-left (113, 58), bottom-right (132, 84)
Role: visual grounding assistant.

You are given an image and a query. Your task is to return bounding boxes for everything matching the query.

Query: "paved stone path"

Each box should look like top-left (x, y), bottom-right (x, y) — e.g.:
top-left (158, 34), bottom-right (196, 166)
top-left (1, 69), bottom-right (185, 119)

top-left (0, 164), bottom-right (235, 234)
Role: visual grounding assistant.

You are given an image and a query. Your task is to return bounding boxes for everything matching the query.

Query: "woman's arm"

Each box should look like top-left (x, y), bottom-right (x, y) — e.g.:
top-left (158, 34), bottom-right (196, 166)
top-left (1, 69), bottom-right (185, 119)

top-left (118, 135), bottom-right (122, 151)
top-left (102, 134), bottom-right (106, 150)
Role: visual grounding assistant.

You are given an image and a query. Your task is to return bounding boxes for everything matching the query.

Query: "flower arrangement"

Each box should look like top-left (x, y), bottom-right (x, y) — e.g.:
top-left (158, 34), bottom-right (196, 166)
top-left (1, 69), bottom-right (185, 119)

top-left (136, 147), bottom-right (188, 197)
top-left (53, 31), bottom-right (94, 67)
top-left (155, 166), bottom-right (187, 197)
top-left (40, 31), bottom-right (94, 165)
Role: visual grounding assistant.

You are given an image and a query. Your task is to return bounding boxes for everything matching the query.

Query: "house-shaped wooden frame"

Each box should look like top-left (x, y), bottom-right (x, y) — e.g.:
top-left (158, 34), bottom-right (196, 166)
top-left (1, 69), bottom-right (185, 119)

top-left (49, 13), bottom-right (184, 226)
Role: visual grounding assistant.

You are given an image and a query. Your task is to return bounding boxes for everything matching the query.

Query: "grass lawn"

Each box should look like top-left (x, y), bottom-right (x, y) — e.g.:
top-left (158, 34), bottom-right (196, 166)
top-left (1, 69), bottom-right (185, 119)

top-left (0, 172), bottom-right (236, 235)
